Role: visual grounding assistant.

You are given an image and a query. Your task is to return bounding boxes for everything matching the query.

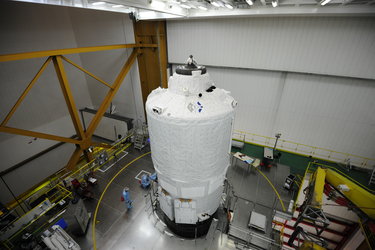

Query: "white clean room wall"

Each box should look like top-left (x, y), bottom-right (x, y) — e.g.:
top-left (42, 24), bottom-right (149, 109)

top-left (0, 1), bottom-right (142, 203)
top-left (69, 8), bottom-right (145, 122)
top-left (167, 17), bottom-right (375, 80)
top-left (167, 17), bottom-right (375, 167)
top-left (275, 73), bottom-right (375, 159)
top-left (207, 67), bottom-right (375, 165)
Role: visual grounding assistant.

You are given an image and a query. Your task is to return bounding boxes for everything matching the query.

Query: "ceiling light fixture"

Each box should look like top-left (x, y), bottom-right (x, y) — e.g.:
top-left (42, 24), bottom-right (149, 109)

top-left (320, 0), bottom-right (332, 5)
top-left (211, 1), bottom-right (220, 7)
top-left (198, 5), bottom-right (208, 10)
top-left (271, 0), bottom-right (278, 7)
top-left (180, 3), bottom-right (192, 9)
top-left (92, 1), bottom-right (105, 5)
top-left (246, 0), bottom-right (253, 6)
top-left (224, 3), bottom-right (234, 9)
top-left (151, 0), bottom-right (165, 8)
top-left (112, 4), bottom-right (124, 8)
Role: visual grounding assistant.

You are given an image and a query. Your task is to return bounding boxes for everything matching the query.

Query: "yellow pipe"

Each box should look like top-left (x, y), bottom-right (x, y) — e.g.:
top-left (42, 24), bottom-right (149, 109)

top-left (255, 168), bottom-right (286, 212)
top-left (92, 151), bottom-right (151, 250)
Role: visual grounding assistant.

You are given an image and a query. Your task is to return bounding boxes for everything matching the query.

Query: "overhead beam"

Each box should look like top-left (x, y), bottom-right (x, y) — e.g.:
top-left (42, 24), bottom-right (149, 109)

top-left (175, 6), bottom-right (375, 20)
top-left (0, 43), bottom-right (157, 62)
top-left (85, 48), bottom-right (139, 137)
top-left (1, 57), bottom-right (52, 126)
top-left (0, 126), bottom-right (81, 144)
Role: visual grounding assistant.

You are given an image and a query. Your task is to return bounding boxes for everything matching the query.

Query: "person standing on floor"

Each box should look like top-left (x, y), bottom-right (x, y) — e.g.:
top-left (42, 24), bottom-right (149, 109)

top-left (121, 187), bottom-right (133, 210)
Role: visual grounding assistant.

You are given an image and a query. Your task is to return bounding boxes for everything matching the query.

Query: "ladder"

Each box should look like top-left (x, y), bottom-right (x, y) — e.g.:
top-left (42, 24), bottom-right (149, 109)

top-left (134, 133), bottom-right (144, 150)
top-left (369, 166), bottom-right (375, 186)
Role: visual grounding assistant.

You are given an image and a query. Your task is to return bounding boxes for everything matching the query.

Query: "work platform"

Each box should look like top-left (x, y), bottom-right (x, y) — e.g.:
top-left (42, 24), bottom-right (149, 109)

top-left (227, 159), bottom-right (294, 249)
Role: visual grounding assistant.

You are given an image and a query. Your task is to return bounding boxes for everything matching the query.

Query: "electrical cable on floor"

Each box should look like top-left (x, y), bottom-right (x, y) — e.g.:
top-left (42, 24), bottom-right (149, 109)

top-left (255, 168), bottom-right (286, 212)
top-left (92, 151), bottom-right (151, 250)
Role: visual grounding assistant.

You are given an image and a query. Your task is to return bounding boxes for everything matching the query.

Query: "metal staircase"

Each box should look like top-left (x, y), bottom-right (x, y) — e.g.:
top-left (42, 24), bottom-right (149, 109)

top-left (134, 133), bottom-right (144, 150)
top-left (133, 121), bottom-right (149, 150)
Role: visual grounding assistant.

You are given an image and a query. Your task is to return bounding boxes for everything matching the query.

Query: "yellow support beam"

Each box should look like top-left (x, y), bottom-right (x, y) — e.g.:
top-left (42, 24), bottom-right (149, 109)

top-left (53, 56), bottom-right (86, 141)
top-left (0, 126), bottom-right (81, 144)
top-left (311, 167), bottom-right (326, 209)
top-left (0, 43), bottom-right (153, 172)
top-left (1, 57), bottom-right (52, 126)
top-left (61, 56), bottom-right (113, 89)
top-left (0, 43), bottom-right (157, 62)
top-left (85, 48), bottom-right (139, 137)
top-left (66, 147), bottom-right (84, 171)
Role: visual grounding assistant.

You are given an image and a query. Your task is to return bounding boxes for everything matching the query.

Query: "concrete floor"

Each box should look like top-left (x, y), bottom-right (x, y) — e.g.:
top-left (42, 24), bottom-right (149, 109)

top-left (70, 146), bottom-right (235, 250)
top-left (70, 146), bottom-right (293, 250)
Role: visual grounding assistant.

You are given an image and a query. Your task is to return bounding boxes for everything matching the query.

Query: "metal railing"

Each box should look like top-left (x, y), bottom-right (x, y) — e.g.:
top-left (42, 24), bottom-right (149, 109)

top-left (233, 130), bottom-right (375, 171)
top-left (1, 135), bottom-right (133, 249)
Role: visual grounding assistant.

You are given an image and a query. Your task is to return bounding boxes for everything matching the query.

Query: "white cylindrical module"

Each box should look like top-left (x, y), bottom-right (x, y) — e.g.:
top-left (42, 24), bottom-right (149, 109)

top-left (146, 62), bottom-right (236, 237)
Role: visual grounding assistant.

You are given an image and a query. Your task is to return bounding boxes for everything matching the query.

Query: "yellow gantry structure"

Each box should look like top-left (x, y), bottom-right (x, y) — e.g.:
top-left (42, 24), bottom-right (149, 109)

top-left (307, 166), bottom-right (375, 219)
top-left (310, 167), bottom-right (326, 209)
top-left (0, 43), bottom-right (157, 170)
top-left (325, 168), bottom-right (375, 219)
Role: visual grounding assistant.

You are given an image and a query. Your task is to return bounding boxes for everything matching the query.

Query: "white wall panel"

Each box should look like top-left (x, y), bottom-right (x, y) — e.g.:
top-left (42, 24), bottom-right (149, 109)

top-left (69, 9), bottom-right (145, 121)
top-left (204, 67), bottom-right (283, 137)
top-left (190, 66), bottom-right (375, 164)
top-left (167, 17), bottom-right (375, 80)
top-left (275, 73), bottom-right (375, 159)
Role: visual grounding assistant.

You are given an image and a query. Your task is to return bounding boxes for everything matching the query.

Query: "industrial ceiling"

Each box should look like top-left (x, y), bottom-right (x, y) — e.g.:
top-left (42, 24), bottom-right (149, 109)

top-left (14, 0), bottom-right (375, 19)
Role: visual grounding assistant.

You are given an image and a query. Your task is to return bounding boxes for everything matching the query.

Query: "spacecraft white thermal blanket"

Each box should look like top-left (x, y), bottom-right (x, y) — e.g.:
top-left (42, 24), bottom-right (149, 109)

top-left (147, 73), bottom-right (235, 186)
top-left (146, 71), bottom-right (236, 220)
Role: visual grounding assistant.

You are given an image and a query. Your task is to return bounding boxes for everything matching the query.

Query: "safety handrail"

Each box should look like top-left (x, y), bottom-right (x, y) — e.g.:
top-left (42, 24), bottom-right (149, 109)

top-left (233, 130), bottom-right (375, 170)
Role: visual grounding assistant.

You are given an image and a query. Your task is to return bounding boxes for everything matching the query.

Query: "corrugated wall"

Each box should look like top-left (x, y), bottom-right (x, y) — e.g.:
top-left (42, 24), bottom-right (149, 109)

top-left (167, 17), bottom-right (375, 80)
top-left (167, 17), bottom-right (375, 165)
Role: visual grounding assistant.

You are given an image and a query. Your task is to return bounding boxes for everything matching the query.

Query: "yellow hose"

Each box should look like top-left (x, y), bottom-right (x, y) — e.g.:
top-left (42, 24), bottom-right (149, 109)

top-left (256, 168), bottom-right (286, 211)
top-left (92, 151), bottom-right (151, 250)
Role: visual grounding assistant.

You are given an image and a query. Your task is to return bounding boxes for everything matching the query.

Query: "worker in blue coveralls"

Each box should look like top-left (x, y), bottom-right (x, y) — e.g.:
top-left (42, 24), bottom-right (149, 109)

top-left (141, 174), bottom-right (151, 189)
top-left (122, 187), bottom-right (132, 209)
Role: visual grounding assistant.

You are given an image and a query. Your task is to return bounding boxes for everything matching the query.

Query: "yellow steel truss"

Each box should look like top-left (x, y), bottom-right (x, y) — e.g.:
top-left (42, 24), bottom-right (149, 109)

top-left (0, 43), bottom-right (156, 170)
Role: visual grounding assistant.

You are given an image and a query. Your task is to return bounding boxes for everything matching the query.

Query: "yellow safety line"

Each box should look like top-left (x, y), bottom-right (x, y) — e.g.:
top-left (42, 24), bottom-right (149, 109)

top-left (92, 151), bottom-right (151, 250)
top-left (255, 168), bottom-right (286, 212)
